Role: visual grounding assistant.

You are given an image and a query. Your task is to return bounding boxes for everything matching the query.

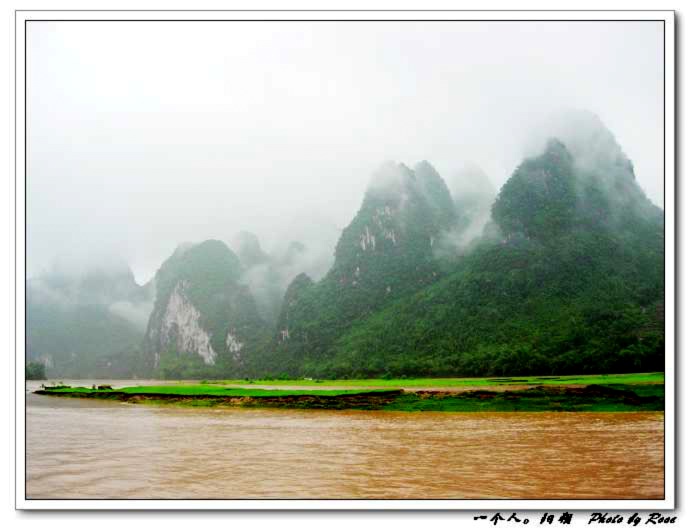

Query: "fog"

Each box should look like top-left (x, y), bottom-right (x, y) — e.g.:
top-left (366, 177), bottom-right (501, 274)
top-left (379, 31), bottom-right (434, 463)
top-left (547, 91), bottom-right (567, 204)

top-left (27, 21), bottom-right (664, 284)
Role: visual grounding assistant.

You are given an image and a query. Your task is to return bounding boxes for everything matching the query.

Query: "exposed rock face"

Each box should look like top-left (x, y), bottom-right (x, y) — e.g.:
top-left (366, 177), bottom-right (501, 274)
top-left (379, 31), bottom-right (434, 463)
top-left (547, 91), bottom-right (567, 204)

top-left (275, 273), bottom-right (314, 343)
top-left (331, 161), bottom-right (456, 286)
top-left (325, 118), bottom-right (664, 378)
top-left (225, 331), bottom-right (244, 360)
top-left (273, 160), bottom-right (456, 361)
top-left (144, 240), bottom-right (267, 372)
top-left (159, 280), bottom-right (216, 365)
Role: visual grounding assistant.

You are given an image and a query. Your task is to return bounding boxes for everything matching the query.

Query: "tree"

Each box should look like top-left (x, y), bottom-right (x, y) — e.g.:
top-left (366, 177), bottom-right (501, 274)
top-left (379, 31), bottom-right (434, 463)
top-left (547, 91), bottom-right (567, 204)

top-left (26, 361), bottom-right (46, 380)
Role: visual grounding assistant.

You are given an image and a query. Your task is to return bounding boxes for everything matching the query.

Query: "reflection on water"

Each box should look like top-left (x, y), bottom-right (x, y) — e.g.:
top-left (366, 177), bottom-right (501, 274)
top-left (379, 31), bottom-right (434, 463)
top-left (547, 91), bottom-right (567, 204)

top-left (26, 384), bottom-right (664, 500)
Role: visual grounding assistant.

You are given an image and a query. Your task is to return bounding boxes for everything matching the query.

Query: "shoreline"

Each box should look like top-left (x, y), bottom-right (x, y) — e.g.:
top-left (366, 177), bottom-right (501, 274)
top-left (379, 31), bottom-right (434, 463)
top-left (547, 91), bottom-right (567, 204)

top-left (35, 383), bottom-right (664, 413)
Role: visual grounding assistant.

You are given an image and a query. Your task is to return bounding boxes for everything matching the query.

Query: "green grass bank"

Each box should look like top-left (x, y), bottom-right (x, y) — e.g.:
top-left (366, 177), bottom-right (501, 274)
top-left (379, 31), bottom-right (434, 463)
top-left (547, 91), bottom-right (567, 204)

top-left (200, 372), bottom-right (663, 388)
top-left (35, 376), bottom-right (664, 412)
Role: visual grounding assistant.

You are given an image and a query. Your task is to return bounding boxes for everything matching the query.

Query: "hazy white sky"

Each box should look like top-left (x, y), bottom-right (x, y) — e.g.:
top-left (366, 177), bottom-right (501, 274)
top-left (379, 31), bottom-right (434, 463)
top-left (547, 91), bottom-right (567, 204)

top-left (27, 20), bottom-right (664, 283)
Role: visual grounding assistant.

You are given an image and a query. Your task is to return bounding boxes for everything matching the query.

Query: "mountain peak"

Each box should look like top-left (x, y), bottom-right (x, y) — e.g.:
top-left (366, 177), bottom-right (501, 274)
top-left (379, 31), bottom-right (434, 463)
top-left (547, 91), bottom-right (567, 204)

top-left (364, 161), bottom-right (416, 200)
top-left (413, 160), bottom-right (458, 229)
top-left (495, 112), bottom-right (661, 243)
top-left (413, 159), bottom-right (435, 174)
top-left (145, 238), bottom-right (264, 372)
top-left (231, 231), bottom-right (270, 268)
top-left (447, 163), bottom-right (496, 210)
top-left (492, 138), bottom-right (577, 241)
top-left (535, 110), bottom-right (635, 182)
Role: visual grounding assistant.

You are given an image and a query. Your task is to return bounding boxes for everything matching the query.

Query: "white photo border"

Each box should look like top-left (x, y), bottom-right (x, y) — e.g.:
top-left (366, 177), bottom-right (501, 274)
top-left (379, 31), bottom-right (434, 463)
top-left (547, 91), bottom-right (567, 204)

top-left (12, 9), bottom-right (676, 511)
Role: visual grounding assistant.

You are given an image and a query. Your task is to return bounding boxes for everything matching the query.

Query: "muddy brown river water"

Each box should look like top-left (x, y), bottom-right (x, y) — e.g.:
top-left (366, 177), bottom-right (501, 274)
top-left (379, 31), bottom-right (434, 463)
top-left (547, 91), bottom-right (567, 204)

top-left (25, 381), bottom-right (664, 500)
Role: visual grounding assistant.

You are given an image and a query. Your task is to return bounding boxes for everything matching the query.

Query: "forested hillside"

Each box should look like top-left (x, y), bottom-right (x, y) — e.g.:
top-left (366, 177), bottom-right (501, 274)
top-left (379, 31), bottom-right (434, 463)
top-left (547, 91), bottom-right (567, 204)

top-left (27, 112), bottom-right (665, 379)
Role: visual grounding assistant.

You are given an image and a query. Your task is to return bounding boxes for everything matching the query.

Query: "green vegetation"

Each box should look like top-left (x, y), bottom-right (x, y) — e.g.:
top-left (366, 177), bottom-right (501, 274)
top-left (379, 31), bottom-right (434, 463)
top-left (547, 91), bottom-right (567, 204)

top-left (25, 361), bottom-right (46, 380)
top-left (264, 161), bottom-right (458, 376)
top-left (26, 302), bottom-right (147, 377)
top-left (382, 385), bottom-right (663, 413)
top-left (36, 374), bottom-right (664, 412)
top-left (27, 113), bottom-right (666, 382)
top-left (149, 241), bottom-right (245, 348)
top-left (26, 264), bottom-right (151, 378)
top-left (205, 372), bottom-right (664, 388)
top-left (263, 137), bottom-right (663, 379)
top-left (40, 384), bottom-right (392, 397)
top-left (145, 240), bottom-right (268, 377)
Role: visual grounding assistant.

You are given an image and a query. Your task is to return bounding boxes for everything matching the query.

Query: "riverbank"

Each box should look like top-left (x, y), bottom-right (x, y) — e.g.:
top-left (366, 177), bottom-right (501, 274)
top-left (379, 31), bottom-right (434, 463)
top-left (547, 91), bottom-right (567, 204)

top-left (35, 381), bottom-right (664, 412)
top-left (199, 372), bottom-right (664, 389)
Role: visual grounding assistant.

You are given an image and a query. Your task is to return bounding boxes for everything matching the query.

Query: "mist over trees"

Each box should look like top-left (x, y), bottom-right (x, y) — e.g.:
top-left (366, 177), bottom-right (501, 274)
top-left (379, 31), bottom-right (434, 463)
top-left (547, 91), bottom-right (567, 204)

top-left (26, 258), bottom-right (154, 377)
top-left (26, 110), bottom-right (664, 379)
top-left (27, 21), bottom-right (663, 284)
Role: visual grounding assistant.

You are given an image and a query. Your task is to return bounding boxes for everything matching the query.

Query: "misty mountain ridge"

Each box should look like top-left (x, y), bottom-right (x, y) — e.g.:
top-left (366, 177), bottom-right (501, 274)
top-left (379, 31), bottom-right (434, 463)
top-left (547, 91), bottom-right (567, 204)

top-left (529, 110), bottom-right (662, 225)
top-left (321, 129), bottom-right (663, 377)
top-left (142, 239), bottom-right (269, 378)
top-left (27, 110), bottom-right (664, 379)
top-left (26, 260), bottom-right (154, 377)
top-left (436, 163), bottom-right (497, 255)
top-left (254, 159), bottom-right (460, 373)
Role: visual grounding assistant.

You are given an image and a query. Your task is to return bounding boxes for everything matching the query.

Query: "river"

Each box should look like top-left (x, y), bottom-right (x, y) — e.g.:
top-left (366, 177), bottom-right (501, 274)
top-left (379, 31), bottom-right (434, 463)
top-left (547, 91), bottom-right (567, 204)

top-left (25, 381), bottom-right (664, 500)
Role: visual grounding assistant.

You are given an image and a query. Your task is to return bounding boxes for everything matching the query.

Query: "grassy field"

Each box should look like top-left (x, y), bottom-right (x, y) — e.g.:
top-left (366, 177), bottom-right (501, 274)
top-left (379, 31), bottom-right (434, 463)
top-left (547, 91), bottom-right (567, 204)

top-left (383, 385), bottom-right (664, 412)
top-left (200, 372), bottom-right (664, 388)
top-left (35, 374), bottom-right (665, 412)
top-left (40, 385), bottom-right (392, 397)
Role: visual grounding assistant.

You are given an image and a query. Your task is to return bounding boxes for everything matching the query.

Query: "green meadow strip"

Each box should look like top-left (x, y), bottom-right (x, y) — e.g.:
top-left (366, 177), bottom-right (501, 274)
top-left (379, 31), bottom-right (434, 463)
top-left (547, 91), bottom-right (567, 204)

top-left (36, 382), bottom-right (664, 413)
top-left (199, 372), bottom-right (664, 388)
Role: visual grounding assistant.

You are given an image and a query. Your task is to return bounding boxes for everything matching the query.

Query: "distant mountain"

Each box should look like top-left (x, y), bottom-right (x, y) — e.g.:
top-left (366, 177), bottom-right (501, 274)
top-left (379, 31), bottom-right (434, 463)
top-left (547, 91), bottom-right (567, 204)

top-left (28, 110), bottom-right (664, 380)
top-left (144, 240), bottom-right (268, 378)
top-left (29, 259), bottom-right (148, 306)
top-left (444, 163), bottom-right (496, 248)
top-left (283, 240), bottom-right (308, 265)
top-left (546, 110), bottom-right (663, 233)
top-left (26, 260), bottom-right (152, 378)
top-left (229, 231), bottom-right (282, 324)
top-left (323, 125), bottom-right (663, 377)
top-left (256, 160), bottom-right (458, 374)
top-left (231, 231), bottom-right (271, 268)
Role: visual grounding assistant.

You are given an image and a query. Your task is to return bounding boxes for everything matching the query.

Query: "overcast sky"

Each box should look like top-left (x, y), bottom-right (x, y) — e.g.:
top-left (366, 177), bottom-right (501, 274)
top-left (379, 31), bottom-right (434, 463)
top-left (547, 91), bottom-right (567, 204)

top-left (27, 20), bottom-right (664, 283)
